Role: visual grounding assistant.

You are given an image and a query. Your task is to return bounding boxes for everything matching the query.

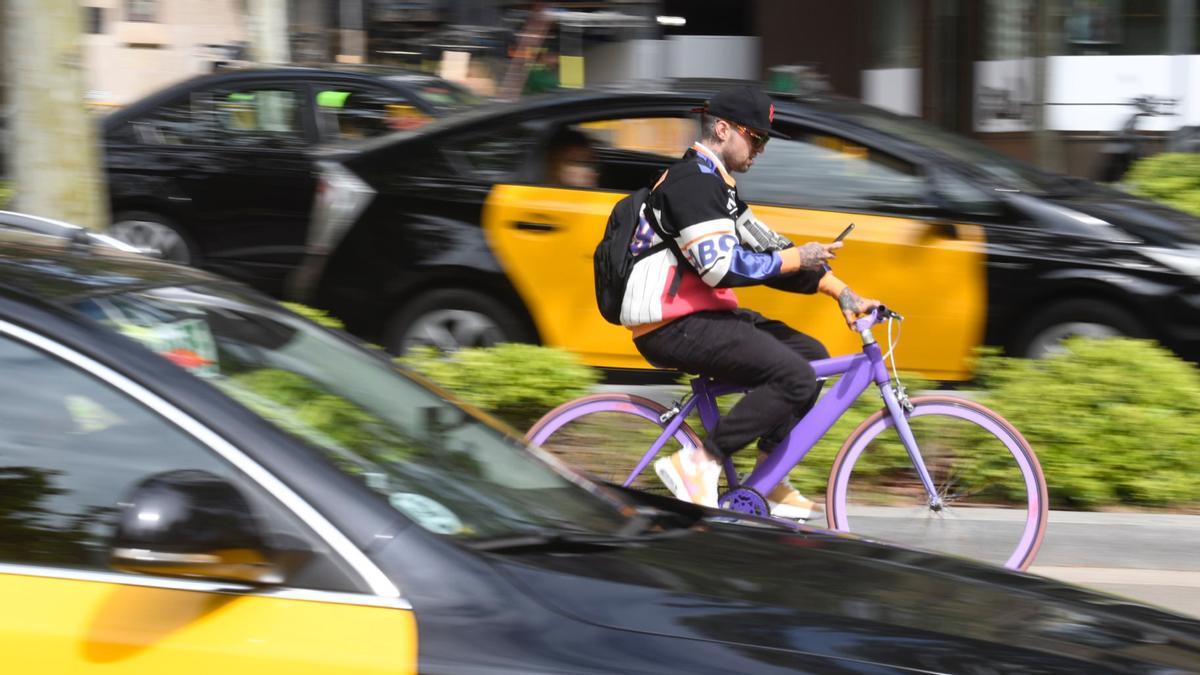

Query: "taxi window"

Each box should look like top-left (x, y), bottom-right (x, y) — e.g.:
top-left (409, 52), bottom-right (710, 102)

top-left (550, 117), bottom-right (697, 191)
top-left (0, 331), bottom-right (361, 591)
top-left (741, 127), bottom-right (927, 211)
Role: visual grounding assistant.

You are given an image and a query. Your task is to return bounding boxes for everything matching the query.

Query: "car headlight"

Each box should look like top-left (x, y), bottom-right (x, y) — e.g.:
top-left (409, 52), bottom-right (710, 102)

top-left (1140, 246), bottom-right (1200, 277)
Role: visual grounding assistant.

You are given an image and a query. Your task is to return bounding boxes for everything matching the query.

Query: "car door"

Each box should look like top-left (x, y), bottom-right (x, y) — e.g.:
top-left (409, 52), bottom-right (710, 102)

top-left (734, 122), bottom-right (987, 380)
top-left (0, 327), bottom-right (417, 673)
top-left (122, 80), bottom-right (318, 294)
top-left (482, 113), bottom-right (697, 370)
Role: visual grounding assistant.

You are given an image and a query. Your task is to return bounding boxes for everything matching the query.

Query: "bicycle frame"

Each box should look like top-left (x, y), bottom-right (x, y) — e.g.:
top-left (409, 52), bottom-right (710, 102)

top-left (622, 311), bottom-right (943, 507)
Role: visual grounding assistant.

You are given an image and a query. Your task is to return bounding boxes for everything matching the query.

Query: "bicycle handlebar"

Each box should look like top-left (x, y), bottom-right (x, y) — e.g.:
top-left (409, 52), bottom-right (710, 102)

top-left (853, 305), bottom-right (903, 332)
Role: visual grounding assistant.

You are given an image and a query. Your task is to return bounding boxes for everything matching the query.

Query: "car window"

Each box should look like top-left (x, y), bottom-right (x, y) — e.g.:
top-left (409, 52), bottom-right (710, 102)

top-left (130, 87), bottom-right (307, 149)
top-left (315, 85), bottom-right (427, 141)
top-left (741, 126), bottom-right (928, 211)
top-left (442, 124), bottom-right (540, 181)
top-left (546, 116), bottom-right (697, 191)
top-left (74, 284), bottom-right (632, 542)
top-left (0, 332), bottom-right (360, 591)
top-left (128, 94), bottom-right (212, 146)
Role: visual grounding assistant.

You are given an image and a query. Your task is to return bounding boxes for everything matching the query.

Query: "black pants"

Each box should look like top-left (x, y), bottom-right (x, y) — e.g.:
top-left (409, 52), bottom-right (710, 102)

top-left (634, 309), bottom-right (829, 459)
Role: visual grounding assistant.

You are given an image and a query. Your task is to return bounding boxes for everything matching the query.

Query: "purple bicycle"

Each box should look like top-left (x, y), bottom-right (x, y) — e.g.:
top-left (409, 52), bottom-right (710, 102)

top-left (527, 306), bottom-right (1048, 571)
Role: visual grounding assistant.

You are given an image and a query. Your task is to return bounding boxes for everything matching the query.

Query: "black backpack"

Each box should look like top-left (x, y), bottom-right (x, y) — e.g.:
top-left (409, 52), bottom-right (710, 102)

top-left (593, 185), bottom-right (681, 325)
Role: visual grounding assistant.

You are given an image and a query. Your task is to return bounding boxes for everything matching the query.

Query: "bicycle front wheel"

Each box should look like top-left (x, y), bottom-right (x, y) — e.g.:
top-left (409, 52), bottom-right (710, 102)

top-left (526, 394), bottom-right (703, 496)
top-left (826, 395), bottom-right (1048, 570)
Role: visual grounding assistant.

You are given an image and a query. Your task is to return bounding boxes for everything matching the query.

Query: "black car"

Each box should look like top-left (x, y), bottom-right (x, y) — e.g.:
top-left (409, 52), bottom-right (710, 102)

top-left (2, 211), bottom-right (1198, 673)
top-left (101, 65), bottom-right (481, 295)
top-left (294, 83), bottom-right (1200, 381)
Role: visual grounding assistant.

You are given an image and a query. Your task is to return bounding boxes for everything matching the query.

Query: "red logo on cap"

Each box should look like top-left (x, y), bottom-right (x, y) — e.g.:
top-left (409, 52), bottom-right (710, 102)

top-left (769, 103), bottom-right (775, 123)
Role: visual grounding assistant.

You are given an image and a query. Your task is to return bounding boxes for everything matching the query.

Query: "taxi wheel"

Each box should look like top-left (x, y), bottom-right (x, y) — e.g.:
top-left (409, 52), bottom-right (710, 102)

top-left (384, 289), bottom-right (535, 355)
top-left (110, 211), bottom-right (197, 265)
top-left (1012, 299), bottom-right (1147, 359)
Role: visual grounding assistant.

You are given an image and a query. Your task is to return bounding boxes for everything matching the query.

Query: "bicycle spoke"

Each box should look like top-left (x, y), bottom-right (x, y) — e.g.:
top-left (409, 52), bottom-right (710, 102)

top-left (829, 397), bottom-right (1047, 570)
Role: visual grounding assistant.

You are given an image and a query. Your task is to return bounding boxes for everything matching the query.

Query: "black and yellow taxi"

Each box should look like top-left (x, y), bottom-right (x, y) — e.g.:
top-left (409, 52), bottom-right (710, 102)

top-left (297, 83), bottom-right (1200, 380)
top-left (3, 211), bottom-right (1199, 673)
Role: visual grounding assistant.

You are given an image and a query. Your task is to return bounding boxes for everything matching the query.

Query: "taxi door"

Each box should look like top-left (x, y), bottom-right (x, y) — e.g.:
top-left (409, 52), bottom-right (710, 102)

top-left (731, 128), bottom-right (987, 381)
top-left (2, 573), bottom-right (417, 674)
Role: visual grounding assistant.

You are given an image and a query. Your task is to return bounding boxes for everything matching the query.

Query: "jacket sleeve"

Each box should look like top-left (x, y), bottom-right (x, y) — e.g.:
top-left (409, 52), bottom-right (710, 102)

top-left (657, 175), bottom-right (784, 289)
top-left (736, 205), bottom-right (824, 294)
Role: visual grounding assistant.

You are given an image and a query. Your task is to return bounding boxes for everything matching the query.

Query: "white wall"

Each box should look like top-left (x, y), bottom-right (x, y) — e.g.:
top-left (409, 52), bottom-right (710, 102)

top-left (584, 39), bottom-right (667, 84)
top-left (665, 36), bottom-right (760, 80)
top-left (861, 68), bottom-right (921, 116)
top-left (84, 0), bottom-right (247, 106)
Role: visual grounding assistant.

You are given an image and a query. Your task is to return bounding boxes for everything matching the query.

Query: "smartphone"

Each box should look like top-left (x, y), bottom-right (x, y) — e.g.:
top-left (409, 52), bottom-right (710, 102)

top-left (834, 222), bottom-right (855, 243)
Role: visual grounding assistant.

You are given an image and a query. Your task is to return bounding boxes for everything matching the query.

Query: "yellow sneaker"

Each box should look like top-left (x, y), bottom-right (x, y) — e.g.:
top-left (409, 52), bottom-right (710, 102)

top-left (654, 448), bottom-right (721, 508)
top-left (766, 482), bottom-right (822, 521)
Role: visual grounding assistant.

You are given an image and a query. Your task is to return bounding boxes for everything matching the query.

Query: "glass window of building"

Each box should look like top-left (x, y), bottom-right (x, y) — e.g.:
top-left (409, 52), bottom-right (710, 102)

top-left (1063, 0), bottom-right (1170, 55)
top-left (867, 0), bottom-right (921, 69)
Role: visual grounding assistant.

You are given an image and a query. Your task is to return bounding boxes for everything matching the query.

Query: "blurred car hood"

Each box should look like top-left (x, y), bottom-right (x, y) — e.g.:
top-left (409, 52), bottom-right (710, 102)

top-left (492, 523), bottom-right (1200, 672)
top-left (1039, 182), bottom-right (1200, 247)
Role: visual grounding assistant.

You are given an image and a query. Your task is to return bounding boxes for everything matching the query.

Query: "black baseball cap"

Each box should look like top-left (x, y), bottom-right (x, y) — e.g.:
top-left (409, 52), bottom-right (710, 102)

top-left (697, 85), bottom-right (789, 139)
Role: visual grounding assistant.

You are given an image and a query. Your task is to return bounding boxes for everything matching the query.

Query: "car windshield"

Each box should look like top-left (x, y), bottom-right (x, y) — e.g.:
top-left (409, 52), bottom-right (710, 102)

top-left (73, 284), bottom-right (633, 541)
top-left (827, 102), bottom-right (1070, 195)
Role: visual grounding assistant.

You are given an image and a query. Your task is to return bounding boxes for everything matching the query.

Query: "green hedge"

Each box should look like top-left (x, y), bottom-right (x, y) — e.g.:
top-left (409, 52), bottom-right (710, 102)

top-left (401, 344), bottom-right (600, 429)
top-left (1126, 152), bottom-right (1200, 218)
top-left (975, 338), bottom-right (1200, 508)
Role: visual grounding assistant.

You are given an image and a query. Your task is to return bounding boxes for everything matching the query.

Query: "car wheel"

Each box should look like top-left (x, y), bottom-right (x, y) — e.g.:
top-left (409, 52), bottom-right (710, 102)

top-left (110, 211), bottom-right (196, 264)
top-left (384, 289), bottom-right (534, 355)
top-left (1012, 299), bottom-right (1147, 359)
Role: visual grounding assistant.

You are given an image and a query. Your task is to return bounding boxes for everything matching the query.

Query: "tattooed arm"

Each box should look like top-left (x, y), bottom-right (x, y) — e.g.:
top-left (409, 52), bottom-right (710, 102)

top-left (818, 273), bottom-right (881, 328)
top-left (778, 241), bottom-right (842, 273)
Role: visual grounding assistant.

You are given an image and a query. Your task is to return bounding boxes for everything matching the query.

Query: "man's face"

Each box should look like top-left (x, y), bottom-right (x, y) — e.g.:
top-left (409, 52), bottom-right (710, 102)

top-left (718, 119), bottom-right (766, 173)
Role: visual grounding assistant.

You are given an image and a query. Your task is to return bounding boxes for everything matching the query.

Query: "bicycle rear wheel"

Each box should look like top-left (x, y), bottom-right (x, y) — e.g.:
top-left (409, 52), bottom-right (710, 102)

top-left (826, 395), bottom-right (1048, 570)
top-left (526, 394), bottom-right (703, 496)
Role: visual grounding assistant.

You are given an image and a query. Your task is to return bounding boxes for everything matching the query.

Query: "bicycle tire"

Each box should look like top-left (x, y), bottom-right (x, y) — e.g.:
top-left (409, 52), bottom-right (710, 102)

top-left (526, 394), bottom-right (704, 495)
top-left (825, 395), bottom-right (1048, 571)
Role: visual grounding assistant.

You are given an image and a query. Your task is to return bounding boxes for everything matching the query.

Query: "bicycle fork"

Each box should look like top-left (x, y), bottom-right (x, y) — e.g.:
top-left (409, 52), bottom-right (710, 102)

top-left (877, 381), bottom-right (943, 510)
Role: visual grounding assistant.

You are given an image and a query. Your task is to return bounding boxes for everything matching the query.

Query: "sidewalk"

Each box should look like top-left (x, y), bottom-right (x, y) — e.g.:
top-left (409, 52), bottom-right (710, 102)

top-left (1028, 510), bottom-right (1200, 618)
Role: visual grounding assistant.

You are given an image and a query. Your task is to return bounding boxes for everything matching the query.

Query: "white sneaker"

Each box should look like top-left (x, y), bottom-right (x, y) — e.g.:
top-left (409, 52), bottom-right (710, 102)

top-left (654, 448), bottom-right (721, 508)
top-left (766, 482), bottom-right (822, 521)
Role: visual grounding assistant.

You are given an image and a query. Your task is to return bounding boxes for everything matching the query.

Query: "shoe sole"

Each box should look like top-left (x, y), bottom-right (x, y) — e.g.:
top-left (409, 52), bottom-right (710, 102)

top-left (769, 501), bottom-right (821, 521)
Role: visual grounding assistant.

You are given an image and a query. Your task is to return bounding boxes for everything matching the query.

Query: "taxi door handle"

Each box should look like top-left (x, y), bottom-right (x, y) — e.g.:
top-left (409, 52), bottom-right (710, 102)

top-left (514, 221), bottom-right (560, 233)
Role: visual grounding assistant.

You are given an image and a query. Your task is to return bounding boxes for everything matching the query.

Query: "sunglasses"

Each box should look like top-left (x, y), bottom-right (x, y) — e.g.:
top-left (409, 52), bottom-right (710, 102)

top-left (733, 122), bottom-right (769, 151)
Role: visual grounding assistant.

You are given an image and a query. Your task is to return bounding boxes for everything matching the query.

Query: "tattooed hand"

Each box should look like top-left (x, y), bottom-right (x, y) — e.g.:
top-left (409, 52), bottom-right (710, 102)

top-left (838, 287), bottom-right (882, 329)
top-left (796, 241), bottom-right (843, 269)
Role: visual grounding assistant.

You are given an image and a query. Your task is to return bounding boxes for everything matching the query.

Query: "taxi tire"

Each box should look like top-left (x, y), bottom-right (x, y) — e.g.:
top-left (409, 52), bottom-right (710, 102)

top-left (1011, 298), bottom-right (1147, 359)
top-left (383, 288), bottom-right (535, 355)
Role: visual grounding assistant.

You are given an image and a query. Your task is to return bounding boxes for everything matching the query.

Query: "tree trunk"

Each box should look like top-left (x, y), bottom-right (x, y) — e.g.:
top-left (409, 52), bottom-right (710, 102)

top-left (5, 0), bottom-right (109, 231)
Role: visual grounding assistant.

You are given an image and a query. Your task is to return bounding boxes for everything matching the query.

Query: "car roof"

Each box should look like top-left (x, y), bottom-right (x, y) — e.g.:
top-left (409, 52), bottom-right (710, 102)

top-left (103, 65), bottom-right (451, 127)
top-left (319, 79), bottom-right (932, 162)
top-left (0, 227), bottom-right (219, 307)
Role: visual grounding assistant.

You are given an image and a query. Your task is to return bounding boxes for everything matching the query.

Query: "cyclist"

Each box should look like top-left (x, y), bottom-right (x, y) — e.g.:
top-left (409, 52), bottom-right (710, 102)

top-left (624, 84), bottom-right (880, 516)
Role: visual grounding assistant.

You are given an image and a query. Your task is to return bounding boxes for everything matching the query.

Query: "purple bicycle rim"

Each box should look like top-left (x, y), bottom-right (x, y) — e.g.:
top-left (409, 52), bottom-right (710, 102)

top-left (829, 402), bottom-right (1042, 570)
top-left (528, 397), bottom-right (699, 488)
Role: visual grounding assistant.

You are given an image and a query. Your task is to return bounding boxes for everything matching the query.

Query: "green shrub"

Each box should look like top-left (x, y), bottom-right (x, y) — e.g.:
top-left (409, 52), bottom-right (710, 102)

top-left (401, 343), bottom-right (601, 429)
top-left (974, 338), bottom-right (1200, 508)
top-left (282, 302), bottom-right (346, 330)
top-left (1126, 152), bottom-right (1200, 218)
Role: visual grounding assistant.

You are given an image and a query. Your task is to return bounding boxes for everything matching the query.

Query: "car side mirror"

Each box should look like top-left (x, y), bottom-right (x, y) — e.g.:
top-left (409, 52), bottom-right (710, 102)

top-left (109, 470), bottom-right (287, 585)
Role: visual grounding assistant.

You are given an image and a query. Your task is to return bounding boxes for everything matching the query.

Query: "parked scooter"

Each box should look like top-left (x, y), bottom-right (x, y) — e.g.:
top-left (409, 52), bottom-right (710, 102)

top-left (1095, 95), bottom-right (1177, 183)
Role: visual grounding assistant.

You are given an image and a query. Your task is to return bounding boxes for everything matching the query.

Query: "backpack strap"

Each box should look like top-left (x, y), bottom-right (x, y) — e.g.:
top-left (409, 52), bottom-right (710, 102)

top-left (640, 169), bottom-right (688, 298)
